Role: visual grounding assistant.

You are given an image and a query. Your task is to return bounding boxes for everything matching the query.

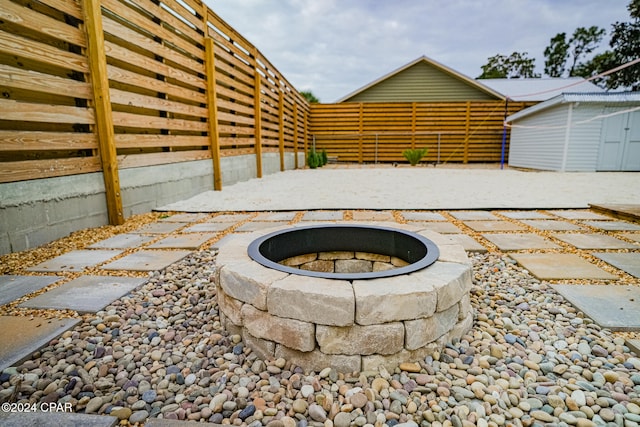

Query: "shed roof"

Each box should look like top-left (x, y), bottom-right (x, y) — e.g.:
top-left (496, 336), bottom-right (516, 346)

top-left (506, 91), bottom-right (640, 122)
top-left (478, 77), bottom-right (604, 102)
top-left (336, 55), bottom-right (505, 102)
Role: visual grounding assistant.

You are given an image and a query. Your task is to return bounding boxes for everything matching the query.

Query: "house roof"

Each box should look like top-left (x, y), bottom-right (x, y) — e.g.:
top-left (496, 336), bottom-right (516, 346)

top-left (478, 77), bottom-right (605, 102)
top-left (336, 55), bottom-right (505, 102)
top-left (506, 91), bottom-right (640, 122)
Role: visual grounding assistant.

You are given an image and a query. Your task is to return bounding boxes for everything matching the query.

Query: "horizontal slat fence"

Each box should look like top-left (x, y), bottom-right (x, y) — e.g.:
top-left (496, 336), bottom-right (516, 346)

top-left (0, 0), bottom-right (310, 223)
top-left (310, 101), bottom-right (533, 164)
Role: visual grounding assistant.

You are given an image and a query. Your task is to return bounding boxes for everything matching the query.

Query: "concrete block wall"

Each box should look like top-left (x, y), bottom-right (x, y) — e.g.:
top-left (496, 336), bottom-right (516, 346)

top-left (0, 153), bottom-right (304, 255)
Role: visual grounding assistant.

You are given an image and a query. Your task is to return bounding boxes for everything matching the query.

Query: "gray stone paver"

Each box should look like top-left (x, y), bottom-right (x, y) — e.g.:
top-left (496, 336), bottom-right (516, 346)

top-left (401, 212), bottom-right (446, 221)
top-left (210, 213), bottom-right (253, 222)
top-left (0, 315), bottom-right (80, 371)
top-left (352, 211), bottom-right (395, 221)
top-left (520, 220), bottom-right (583, 231)
top-left (593, 252), bottom-right (640, 278)
top-left (620, 232), bottom-right (640, 243)
top-left (552, 233), bottom-right (639, 249)
top-left (158, 213), bottom-right (209, 222)
top-left (301, 211), bottom-right (344, 221)
top-left (409, 221), bottom-right (461, 234)
top-left (449, 211), bottom-right (499, 220)
top-left (552, 284), bottom-right (640, 331)
top-left (0, 412), bottom-right (118, 427)
top-left (445, 234), bottom-right (487, 252)
top-left (148, 233), bottom-right (217, 249)
top-left (27, 250), bottom-right (123, 272)
top-left (583, 220), bottom-right (640, 231)
top-left (235, 221), bottom-right (290, 232)
top-left (183, 222), bottom-right (235, 232)
top-left (134, 222), bottom-right (185, 234)
top-left (628, 339), bottom-right (640, 355)
top-left (547, 210), bottom-right (611, 220)
top-left (87, 233), bottom-right (155, 249)
top-left (463, 220), bottom-right (526, 232)
top-left (100, 250), bottom-right (192, 271)
top-left (255, 211), bottom-right (299, 221)
top-left (510, 253), bottom-right (617, 280)
top-left (481, 233), bottom-right (560, 251)
top-left (0, 275), bottom-right (63, 306)
top-left (498, 211), bottom-right (551, 219)
top-left (19, 275), bottom-right (147, 313)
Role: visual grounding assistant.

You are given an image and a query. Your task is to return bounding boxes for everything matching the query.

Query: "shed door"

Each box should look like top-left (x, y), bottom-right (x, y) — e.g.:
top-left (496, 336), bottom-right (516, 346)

top-left (598, 108), bottom-right (640, 171)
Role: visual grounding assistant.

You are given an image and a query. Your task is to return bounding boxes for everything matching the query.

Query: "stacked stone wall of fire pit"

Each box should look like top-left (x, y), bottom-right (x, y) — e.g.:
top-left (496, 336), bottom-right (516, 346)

top-left (281, 251), bottom-right (409, 274)
top-left (215, 224), bottom-right (474, 373)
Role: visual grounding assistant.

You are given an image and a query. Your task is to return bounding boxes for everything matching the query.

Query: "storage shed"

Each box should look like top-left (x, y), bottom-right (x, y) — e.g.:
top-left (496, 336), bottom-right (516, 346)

top-left (506, 92), bottom-right (640, 171)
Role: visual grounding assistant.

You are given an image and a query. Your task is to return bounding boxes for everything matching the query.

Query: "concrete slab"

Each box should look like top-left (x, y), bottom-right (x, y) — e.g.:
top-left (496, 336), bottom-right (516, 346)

top-left (590, 203), bottom-right (640, 223)
top-left (352, 211), bottom-right (395, 221)
top-left (409, 222), bottom-right (461, 234)
top-left (183, 222), bottom-right (235, 232)
top-left (482, 233), bottom-right (560, 251)
top-left (593, 252), bottom-right (640, 278)
top-left (144, 418), bottom-right (223, 427)
top-left (235, 221), bottom-right (290, 232)
top-left (463, 220), bottom-right (526, 232)
top-left (552, 233), bottom-right (639, 249)
top-left (100, 250), bottom-right (192, 271)
top-left (583, 220), bottom-right (640, 231)
top-left (520, 220), bottom-right (583, 231)
top-left (0, 315), bottom-right (80, 371)
top-left (87, 233), bottom-right (155, 249)
top-left (620, 232), bottom-right (640, 243)
top-left (210, 213), bottom-right (253, 222)
top-left (547, 210), bottom-right (611, 220)
top-left (0, 275), bottom-right (63, 306)
top-left (627, 339), bottom-right (640, 356)
top-left (19, 275), bottom-right (147, 313)
top-left (27, 250), bottom-right (123, 272)
top-left (449, 211), bottom-right (499, 220)
top-left (401, 212), bottom-right (446, 221)
top-left (0, 412), bottom-right (118, 427)
top-left (446, 234), bottom-right (488, 252)
top-left (158, 213), bottom-right (209, 222)
top-left (255, 211), bottom-right (298, 221)
top-left (134, 222), bottom-right (184, 234)
top-left (499, 211), bottom-right (551, 220)
top-left (510, 253), bottom-right (618, 280)
top-left (552, 284), bottom-right (640, 331)
top-left (301, 211), bottom-right (344, 221)
top-left (148, 233), bottom-right (217, 249)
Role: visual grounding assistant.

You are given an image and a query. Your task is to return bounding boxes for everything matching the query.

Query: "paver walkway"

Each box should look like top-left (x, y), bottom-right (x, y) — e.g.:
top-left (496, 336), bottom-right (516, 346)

top-left (1, 206), bottom-right (639, 425)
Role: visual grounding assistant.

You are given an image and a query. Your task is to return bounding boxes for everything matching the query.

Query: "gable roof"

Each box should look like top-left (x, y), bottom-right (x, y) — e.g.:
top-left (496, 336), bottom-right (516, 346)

top-left (478, 77), bottom-right (605, 102)
top-left (336, 55), bottom-right (505, 103)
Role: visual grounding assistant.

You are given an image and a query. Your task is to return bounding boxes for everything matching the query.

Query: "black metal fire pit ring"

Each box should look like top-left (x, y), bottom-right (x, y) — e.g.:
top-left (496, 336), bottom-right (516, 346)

top-left (247, 224), bottom-right (440, 280)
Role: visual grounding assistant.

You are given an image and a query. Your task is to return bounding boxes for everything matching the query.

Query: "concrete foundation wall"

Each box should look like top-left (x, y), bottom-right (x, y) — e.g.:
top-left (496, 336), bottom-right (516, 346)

top-left (0, 153), bottom-right (304, 255)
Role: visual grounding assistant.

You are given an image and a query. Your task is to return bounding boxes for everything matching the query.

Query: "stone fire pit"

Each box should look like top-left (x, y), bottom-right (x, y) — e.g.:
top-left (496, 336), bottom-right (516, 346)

top-left (215, 223), bottom-right (473, 373)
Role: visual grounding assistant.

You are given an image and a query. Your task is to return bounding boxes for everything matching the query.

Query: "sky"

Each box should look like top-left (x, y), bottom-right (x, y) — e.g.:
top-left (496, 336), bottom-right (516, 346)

top-left (204, 1), bottom-right (632, 102)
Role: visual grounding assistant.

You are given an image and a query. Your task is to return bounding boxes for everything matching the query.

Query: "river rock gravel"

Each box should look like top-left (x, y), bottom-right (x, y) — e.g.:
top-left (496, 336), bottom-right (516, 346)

top-left (1, 249), bottom-right (639, 427)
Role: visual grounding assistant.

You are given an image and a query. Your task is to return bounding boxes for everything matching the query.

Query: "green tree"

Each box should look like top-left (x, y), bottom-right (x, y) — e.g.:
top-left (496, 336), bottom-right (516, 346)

top-left (300, 90), bottom-right (319, 103)
top-left (605, 0), bottom-right (640, 90)
top-left (544, 33), bottom-right (570, 77)
top-left (543, 26), bottom-right (606, 77)
top-left (478, 52), bottom-right (539, 79)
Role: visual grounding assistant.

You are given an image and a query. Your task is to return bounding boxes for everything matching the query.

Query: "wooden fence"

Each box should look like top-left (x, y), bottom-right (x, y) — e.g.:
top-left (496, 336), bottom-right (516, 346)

top-left (0, 0), bottom-right (310, 224)
top-left (309, 101), bottom-right (533, 164)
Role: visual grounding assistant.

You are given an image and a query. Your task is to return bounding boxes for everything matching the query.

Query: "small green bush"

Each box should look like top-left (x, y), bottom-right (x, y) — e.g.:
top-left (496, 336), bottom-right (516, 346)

top-left (307, 150), bottom-right (320, 168)
top-left (402, 147), bottom-right (428, 166)
top-left (321, 149), bottom-right (328, 166)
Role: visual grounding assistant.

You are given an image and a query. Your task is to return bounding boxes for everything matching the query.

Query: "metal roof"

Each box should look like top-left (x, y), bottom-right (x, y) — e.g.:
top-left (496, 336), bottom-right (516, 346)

top-left (477, 77), bottom-right (604, 101)
top-left (506, 91), bottom-right (640, 122)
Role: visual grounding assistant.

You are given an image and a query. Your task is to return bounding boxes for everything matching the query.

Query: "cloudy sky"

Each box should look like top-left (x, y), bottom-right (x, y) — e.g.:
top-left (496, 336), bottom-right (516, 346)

top-left (204, 1), bottom-right (632, 102)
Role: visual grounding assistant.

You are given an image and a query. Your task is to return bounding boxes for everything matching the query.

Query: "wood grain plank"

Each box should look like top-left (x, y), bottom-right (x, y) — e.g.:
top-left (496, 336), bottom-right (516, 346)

top-left (111, 110), bottom-right (208, 131)
top-left (0, 130), bottom-right (96, 150)
top-left (0, 98), bottom-right (94, 123)
top-left (110, 88), bottom-right (207, 118)
top-left (0, 157), bottom-right (101, 183)
top-left (0, 63), bottom-right (91, 99)
top-left (114, 134), bottom-right (208, 148)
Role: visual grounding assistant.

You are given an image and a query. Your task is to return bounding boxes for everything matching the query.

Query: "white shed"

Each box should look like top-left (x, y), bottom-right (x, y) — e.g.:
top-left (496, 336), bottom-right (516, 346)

top-left (506, 92), bottom-right (640, 171)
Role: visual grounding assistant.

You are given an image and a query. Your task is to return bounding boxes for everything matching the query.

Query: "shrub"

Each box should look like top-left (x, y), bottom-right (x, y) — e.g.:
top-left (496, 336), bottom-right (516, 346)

top-left (307, 150), bottom-right (320, 168)
top-left (320, 149), bottom-right (328, 166)
top-left (402, 147), bottom-right (428, 166)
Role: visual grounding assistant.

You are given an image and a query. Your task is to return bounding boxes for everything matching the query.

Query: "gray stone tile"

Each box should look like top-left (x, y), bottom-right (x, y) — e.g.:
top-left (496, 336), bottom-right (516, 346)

top-left (158, 213), bottom-right (209, 222)
top-left (0, 412), bottom-right (118, 427)
top-left (410, 222), bottom-right (461, 234)
top-left (401, 212), bottom-right (446, 221)
top-left (301, 211), bottom-right (345, 221)
top-left (135, 222), bottom-right (185, 234)
top-left (27, 250), bottom-right (123, 272)
top-left (352, 211), bottom-right (395, 221)
top-left (547, 210), bottom-right (611, 220)
top-left (620, 232), bottom-right (640, 243)
top-left (593, 252), bottom-right (640, 278)
top-left (184, 222), bottom-right (235, 232)
top-left (583, 220), bottom-right (640, 231)
top-left (87, 233), bottom-right (155, 249)
top-left (100, 250), bottom-right (192, 271)
top-left (449, 211), bottom-right (498, 220)
top-left (210, 213), bottom-right (253, 222)
top-left (255, 212), bottom-right (299, 221)
top-left (627, 339), bottom-right (640, 356)
top-left (0, 315), bottom-right (80, 371)
top-left (552, 284), bottom-right (640, 331)
top-left (463, 221), bottom-right (526, 232)
top-left (520, 220), bottom-right (583, 231)
top-left (552, 233), bottom-right (639, 250)
top-left (510, 253), bottom-right (617, 280)
top-left (482, 233), bottom-right (560, 251)
top-left (235, 221), bottom-right (290, 232)
top-left (499, 211), bottom-right (551, 220)
top-left (0, 275), bottom-right (63, 306)
top-left (446, 234), bottom-right (487, 252)
top-left (19, 275), bottom-right (147, 313)
top-left (148, 233), bottom-right (217, 249)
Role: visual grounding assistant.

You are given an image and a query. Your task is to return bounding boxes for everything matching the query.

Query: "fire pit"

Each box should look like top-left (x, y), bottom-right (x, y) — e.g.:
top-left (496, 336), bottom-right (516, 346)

top-left (215, 223), bottom-right (473, 373)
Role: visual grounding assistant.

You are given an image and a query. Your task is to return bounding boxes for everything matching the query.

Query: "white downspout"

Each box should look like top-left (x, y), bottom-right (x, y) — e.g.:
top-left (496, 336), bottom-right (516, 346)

top-left (560, 103), bottom-right (573, 172)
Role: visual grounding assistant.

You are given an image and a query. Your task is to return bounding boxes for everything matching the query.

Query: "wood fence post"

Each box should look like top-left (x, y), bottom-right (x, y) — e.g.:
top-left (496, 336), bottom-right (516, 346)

top-left (358, 103), bottom-right (364, 163)
top-left (411, 102), bottom-right (417, 149)
top-left (463, 101), bottom-right (471, 163)
top-left (303, 110), bottom-right (308, 166)
top-left (204, 37), bottom-right (222, 190)
top-left (293, 102), bottom-right (299, 169)
top-left (278, 90), bottom-right (285, 171)
top-left (82, 0), bottom-right (123, 225)
top-left (253, 72), bottom-right (263, 178)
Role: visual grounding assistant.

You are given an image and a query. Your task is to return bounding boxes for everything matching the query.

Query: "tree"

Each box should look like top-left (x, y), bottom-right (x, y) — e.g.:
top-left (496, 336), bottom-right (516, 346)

top-left (300, 90), bottom-right (319, 103)
top-left (605, 0), bottom-right (640, 90)
top-left (543, 26), bottom-right (606, 77)
top-left (478, 52), bottom-right (539, 79)
top-left (544, 33), bottom-right (570, 77)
